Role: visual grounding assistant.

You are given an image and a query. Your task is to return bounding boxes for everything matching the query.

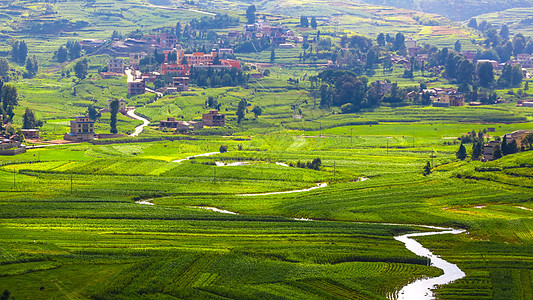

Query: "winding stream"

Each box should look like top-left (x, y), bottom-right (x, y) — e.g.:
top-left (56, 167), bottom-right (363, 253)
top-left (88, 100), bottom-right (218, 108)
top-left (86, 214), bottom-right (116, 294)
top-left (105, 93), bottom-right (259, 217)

top-left (393, 227), bottom-right (466, 300)
top-left (135, 198), bottom-right (466, 298)
top-left (136, 155), bottom-right (466, 298)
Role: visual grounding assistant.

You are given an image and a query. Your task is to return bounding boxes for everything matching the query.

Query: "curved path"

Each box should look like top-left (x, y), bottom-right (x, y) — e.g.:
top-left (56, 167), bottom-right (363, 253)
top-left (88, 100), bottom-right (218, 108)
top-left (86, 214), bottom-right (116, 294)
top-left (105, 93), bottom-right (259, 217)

top-left (126, 109), bottom-right (150, 137)
top-left (238, 183), bottom-right (328, 196)
top-left (172, 152), bottom-right (220, 163)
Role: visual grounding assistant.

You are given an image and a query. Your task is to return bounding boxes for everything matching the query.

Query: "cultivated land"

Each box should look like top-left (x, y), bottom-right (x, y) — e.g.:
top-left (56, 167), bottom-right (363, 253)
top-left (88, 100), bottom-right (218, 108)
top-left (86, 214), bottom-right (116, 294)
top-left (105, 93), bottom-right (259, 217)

top-left (0, 0), bottom-right (532, 299)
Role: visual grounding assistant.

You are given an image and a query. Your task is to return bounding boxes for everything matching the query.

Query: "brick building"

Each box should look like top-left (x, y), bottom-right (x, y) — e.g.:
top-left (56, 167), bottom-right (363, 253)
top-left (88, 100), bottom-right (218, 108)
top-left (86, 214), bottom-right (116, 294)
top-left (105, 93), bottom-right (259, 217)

top-left (202, 110), bottom-right (225, 126)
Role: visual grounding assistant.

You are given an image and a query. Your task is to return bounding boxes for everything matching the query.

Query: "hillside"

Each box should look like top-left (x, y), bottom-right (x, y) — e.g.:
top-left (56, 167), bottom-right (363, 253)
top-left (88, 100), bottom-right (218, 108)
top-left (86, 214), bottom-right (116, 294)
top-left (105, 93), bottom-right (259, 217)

top-left (363, 0), bottom-right (533, 21)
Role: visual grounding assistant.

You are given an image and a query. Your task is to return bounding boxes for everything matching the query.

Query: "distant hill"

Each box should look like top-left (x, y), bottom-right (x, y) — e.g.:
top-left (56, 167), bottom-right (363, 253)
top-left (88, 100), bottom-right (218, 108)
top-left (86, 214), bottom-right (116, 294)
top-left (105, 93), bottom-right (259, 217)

top-left (363, 0), bottom-right (533, 20)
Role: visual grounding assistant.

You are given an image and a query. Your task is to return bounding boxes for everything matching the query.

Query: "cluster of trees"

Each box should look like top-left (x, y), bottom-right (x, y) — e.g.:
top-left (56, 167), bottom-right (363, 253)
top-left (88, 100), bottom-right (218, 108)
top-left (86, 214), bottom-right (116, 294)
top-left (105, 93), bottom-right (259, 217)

top-left (87, 105), bottom-right (101, 121)
top-left (206, 96), bottom-right (222, 111)
top-left (24, 55), bottom-right (39, 79)
top-left (189, 14), bottom-right (239, 30)
top-left (468, 19), bottom-right (533, 61)
top-left (299, 16), bottom-right (318, 29)
top-left (11, 40), bottom-right (28, 65)
top-left (189, 67), bottom-right (248, 88)
top-left (234, 35), bottom-right (271, 53)
top-left (290, 158), bottom-right (322, 171)
top-left (22, 108), bottom-right (42, 129)
top-left (10, 40), bottom-right (39, 78)
top-left (55, 41), bottom-right (82, 63)
top-left (74, 58), bottom-right (89, 80)
top-left (455, 129), bottom-right (526, 161)
top-left (317, 70), bottom-right (412, 111)
top-left (456, 130), bottom-right (485, 160)
top-left (497, 63), bottom-right (524, 88)
top-left (246, 5), bottom-right (256, 24)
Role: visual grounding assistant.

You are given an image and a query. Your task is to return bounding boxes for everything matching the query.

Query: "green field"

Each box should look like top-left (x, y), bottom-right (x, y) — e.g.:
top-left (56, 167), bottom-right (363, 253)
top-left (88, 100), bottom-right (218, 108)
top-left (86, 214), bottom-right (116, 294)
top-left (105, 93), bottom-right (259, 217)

top-left (1, 114), bottom-right (532, 299)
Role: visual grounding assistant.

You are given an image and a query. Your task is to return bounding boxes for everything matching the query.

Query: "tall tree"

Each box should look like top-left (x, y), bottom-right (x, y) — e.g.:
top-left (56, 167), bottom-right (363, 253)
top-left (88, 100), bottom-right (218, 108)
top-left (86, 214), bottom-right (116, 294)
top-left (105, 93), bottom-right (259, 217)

top-left (512, 34), bottom-right (526, 56)
top-left (74, 59), bottom-right (88, 80)
top-left (456, 143), bottom-right (467, 160)
top-left (246, 5), bottom-right (256, 24)
top-left (467, 18), bottom-right (477, 29)
top-left (457, 59), bottom-right (474, 85)
top-left (477, 62), bottom-right (494, 87)
top-left (423, 161), bottom-right (431, 176)
top-left (87, 105), bottom-right (101, 121)
top-left (57, 46), bottom-right (68, 63)
top-left (167, 51), bottom-right (178, 63)
top-left (17, 41), bottom-right (28, 64)
top-left (310, 17), bottom-right (317, 29)
top-left (11, 41), bottom-right (19, 62)
top-left (300, 16), bottom-right (309, 27)
top-left (2, 84), bottom-right (17, 120)
top-left (68, 41), bottom-right (82, 60)
top-left (472, 142), bottom-right (482, 160)
top-left (454, 40), bottom-right (461, 52)
top-left (176, 22), bottom-right (182, 40)
top-left (16, 41), bottom-right (28, 64)
top-left (501, 135), bottom-right (508, 155)
top-left (365, 47), bottom-right (378, 70)
top-left (511, 64), bottom-right (523, 86)
top-left (499, 24), bottom-right (509, 40)
top-left (236, 99), bottom-right (246, 124)
top-left (377, 33), bottom-right (385, 47)
top-left (22, 108), bottom-right (39, 129)
top-left (109, 99), bottom-right (119, 134)
top-left (270, 49), bottom-right (276, 63)
top-left (394, 32), bottom-right (405, 51)
top-left (493, 144), bottom-right (502, 159)
top-left (25, 55), bottom-right (38, 78)
top-left (0, 58), bottom-right (9, 81)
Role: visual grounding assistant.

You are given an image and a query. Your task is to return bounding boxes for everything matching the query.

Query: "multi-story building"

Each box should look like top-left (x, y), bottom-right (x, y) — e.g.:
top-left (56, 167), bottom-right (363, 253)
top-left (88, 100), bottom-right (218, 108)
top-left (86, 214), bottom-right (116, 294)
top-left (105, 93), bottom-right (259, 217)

top-left (218, 49), bottom-right (234, 56)
top-left (181, 52), bottom-right (218, 66)
top-left (108, 58), bottom-right (124, 74)
top-left (159, 118), bottom-right (203, 131)
top-left (65, 116), bottom-right (95, 141)
top-left (160, 33), bottom-right (177, 48)
top-left (161, 63), bottom-right (190, 76)
top-left (202, 110), bottom-right (225, 127)
top-left (172, 77), bottom-right (190, 92)
top-left (128, 80), bottom-right (146, 96)
top-left (129, 53), bottom-right (147, 69)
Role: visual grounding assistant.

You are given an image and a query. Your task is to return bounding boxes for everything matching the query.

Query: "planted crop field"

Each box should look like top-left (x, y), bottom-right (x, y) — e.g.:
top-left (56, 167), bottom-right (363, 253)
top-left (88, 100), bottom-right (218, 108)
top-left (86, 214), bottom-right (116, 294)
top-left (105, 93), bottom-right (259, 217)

top-left (1, 117), bottom-right (532, 298)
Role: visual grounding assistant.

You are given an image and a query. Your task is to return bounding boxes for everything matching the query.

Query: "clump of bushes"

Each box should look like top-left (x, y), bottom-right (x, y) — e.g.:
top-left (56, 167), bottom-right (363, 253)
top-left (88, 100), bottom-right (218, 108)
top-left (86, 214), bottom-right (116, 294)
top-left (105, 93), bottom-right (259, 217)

top-left (289, 157), bottom-right (322, 170)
